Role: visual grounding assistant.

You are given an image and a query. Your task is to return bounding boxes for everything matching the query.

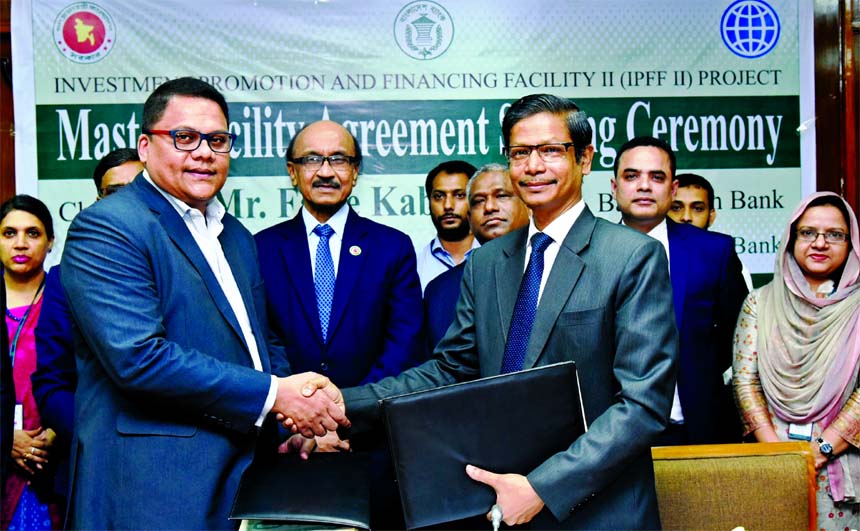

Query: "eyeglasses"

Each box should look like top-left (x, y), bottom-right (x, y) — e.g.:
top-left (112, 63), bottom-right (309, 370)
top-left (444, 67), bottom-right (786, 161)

top-left (145, 129), bottom-right (236, 153)
top-left (504, 142), bottom-right (575, 163)
top-left (290, 155), bottom-right (358, 172)
top-left (796, 228), bottom-right (849, 244)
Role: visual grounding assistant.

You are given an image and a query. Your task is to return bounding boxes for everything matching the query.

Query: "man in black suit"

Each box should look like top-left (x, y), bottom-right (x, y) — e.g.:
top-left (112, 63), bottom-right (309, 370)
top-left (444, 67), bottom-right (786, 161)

top-left (611, 137), bottom-right (748, 444)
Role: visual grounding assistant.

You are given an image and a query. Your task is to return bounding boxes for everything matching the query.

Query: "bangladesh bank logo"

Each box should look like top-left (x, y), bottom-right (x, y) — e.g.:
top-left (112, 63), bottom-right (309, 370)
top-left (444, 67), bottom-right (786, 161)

top-left (394, 1), bottom-right (454, 60)
top-left (53, 2), bottom-right (116, 64)
top-left (721, 0), bottom-right (780, 59)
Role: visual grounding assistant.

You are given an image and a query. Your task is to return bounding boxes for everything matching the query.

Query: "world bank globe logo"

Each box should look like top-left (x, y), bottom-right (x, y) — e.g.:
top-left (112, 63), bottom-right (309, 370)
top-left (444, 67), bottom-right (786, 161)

top-left (721, 0), bottom-right (780, 59)
top-left (394, 1), bottom-right (454, 60)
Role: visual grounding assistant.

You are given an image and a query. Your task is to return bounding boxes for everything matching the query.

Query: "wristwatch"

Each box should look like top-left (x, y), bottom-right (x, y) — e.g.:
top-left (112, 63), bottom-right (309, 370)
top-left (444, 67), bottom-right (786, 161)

top-left (817, 437), bottom-right (835, 460)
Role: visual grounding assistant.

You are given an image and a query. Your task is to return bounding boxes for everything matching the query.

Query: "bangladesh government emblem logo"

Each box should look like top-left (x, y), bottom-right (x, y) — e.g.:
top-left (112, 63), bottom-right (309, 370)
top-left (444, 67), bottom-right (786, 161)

top-left (720, 0), bottom-right (781, 59)
top-left (394, 1), bottom-right (454, 60)
top-left (53, 2), bottom-right (116, 64)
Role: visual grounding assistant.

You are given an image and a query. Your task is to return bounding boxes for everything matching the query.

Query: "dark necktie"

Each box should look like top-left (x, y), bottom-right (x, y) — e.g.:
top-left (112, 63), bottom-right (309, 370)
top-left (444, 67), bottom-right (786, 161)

top-left (313, 224), bottom-right (336, 342)
top-left (501, 232), bottom-right (553, 373)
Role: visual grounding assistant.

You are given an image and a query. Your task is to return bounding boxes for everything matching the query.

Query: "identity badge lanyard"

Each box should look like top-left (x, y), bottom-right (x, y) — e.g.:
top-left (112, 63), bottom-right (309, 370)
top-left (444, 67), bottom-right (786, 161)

top-left (7, 275), bottom-right (46, 368)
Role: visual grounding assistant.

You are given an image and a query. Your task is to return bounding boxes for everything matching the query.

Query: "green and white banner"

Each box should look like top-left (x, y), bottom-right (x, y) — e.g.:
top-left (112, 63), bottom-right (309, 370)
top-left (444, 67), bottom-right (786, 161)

top-left (13, 0), bottom-right (815, 273)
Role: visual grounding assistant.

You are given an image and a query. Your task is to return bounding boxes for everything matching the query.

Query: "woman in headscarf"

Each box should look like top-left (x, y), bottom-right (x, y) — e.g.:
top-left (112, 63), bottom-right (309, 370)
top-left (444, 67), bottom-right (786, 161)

top-left (733, 191), bottom-right (860, 528)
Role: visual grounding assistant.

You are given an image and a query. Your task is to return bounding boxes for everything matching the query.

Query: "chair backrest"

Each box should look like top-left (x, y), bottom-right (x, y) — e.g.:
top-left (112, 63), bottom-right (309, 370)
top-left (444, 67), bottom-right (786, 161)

top-left (651, 442), bottom-right (816, 531)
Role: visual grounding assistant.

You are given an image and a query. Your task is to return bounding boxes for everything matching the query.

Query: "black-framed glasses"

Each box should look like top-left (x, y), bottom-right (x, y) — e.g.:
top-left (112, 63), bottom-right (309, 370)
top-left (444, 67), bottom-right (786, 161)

top-left (145, 129), bottom-right (236, 153)
top-left (290, 155), bottom-right (359, 172)
top-left (504, 142), bottom-right (575, 163)
top-left (796, 228), bottom-right (849, 244)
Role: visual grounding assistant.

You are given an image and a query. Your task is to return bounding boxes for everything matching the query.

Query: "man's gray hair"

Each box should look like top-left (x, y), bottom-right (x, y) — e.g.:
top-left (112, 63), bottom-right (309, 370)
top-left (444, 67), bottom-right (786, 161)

top-left (467, 163), bottom-right (509, 199)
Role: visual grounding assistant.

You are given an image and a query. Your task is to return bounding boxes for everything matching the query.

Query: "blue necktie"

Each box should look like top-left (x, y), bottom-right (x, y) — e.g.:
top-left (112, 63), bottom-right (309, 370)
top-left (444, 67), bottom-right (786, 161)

top-left (313, 224), bottom-right (336, 342)
top-left (501, 232), bottom-right (553, 373)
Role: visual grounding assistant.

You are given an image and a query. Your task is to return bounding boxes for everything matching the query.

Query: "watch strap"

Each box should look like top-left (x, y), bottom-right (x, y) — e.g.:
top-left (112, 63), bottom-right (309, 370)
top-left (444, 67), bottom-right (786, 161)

top-left (817, 437), bottom-right (835, 459)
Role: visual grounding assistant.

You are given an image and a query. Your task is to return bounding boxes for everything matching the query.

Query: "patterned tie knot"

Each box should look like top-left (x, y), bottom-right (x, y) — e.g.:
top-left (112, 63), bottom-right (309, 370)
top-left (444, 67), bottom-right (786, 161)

top-left (314, 224), bottom-right (335, 240)
top-left (531, 232), bottom-right (553, 255)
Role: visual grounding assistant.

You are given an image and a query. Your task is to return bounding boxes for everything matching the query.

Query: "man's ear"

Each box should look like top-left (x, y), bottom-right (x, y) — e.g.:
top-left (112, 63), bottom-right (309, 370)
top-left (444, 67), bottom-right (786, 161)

top-left (579, 145), bottom-right (595, 175)
top-left (287, 162), bottom-right (299, 187)
top-left (137, 134), bottom-right (150, 164)
top-left (708, 209), bottom-right (717, 228)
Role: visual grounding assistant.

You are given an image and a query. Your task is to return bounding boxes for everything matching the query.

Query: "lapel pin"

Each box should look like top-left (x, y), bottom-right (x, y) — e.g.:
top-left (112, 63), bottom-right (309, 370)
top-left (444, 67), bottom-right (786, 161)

top-left (349, 245), bottom-right (362, 256)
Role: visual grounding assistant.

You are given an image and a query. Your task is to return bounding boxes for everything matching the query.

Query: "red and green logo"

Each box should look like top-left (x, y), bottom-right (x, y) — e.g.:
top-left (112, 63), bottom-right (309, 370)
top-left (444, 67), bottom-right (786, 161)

top-left (53, 3), bottom-right (116, 64)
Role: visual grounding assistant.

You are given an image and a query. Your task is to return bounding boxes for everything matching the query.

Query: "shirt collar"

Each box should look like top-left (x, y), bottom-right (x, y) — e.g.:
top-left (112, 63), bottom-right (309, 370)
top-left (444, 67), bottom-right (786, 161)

top-left (645, 218), bottom-right (669, 244)
top-left (302, 202), bottom-right (349, 237)
top-left (430, 235), bottom-right (481, 254)
top-left (621, 216), bottom-right (669, 245)
top-left (143, 169), bottom-right (225, 224)
top-left (527, 199), bottom-right (586, 247)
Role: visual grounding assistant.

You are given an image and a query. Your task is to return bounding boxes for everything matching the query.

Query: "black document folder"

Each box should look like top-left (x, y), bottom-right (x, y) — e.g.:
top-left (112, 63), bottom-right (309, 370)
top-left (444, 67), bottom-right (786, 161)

top-left (380, 361), bottom-right (587, 529)
top-left (230, 452), bottom-right (371, 530)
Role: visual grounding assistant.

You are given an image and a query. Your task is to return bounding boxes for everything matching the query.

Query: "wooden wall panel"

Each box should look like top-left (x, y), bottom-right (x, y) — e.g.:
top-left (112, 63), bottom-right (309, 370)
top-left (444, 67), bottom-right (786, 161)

top-left (814, 0), bottom-right (859, 212)
top-left (845, 0), bottom-right (859, 211)
top-left (0, 0), bottom-right (14, 203)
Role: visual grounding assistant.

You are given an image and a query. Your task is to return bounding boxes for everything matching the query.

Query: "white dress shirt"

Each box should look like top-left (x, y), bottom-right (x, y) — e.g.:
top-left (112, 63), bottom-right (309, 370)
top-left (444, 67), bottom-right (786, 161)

top-left (524, 200), bottom-right (586, 302)
top-left (144, 171), bottom-right (277, 425)
top-left (301, 202), bottom-right (350, 277)
top-left (624, 217), bottom-right (684, 424)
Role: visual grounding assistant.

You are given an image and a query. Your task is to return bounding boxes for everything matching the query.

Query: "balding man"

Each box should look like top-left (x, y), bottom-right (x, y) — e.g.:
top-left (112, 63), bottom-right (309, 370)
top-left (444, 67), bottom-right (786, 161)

top-left (255, 120), bottom-right (423, 529)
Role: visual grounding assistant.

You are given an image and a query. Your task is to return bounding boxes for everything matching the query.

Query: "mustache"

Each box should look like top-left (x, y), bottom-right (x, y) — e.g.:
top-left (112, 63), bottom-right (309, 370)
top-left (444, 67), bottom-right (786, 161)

top-left (312, 178), bottom-right (341, 189)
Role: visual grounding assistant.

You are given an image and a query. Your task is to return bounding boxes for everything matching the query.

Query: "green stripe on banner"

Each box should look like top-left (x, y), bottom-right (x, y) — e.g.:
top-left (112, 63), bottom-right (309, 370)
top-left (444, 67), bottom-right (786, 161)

top-left (36, 95), bottom-right (799, 180)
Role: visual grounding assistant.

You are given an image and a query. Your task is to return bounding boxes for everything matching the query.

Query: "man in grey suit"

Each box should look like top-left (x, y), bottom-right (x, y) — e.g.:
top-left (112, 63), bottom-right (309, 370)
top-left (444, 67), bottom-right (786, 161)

top-left (61, 77), bottom-right (348, 530)
top-left (329, 94), bottom-right (678, 529)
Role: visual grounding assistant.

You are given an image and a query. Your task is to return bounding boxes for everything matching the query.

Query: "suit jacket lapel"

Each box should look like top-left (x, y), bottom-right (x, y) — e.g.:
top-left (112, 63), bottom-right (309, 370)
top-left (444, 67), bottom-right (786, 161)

top-left (667, 220), bottom-right (687, 331)
top-left (328, 209), bottom-right (364, 341)
top-left (522, 207), bottom-right (592, 369)
top-left (219, 222), bottom-right (271, 373)
top-left (134, 178), bottom-right (248, 351)
top-left (278, 214), bottom-right (324, 344)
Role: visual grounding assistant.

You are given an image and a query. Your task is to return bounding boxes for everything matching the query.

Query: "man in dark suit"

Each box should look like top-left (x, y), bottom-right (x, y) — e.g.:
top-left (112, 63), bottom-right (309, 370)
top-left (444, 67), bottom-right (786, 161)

top-left (255, 119), bottom-right (422, 529)
top-left (30, 147), bottom-right (143, 503)
top-left (61, 78), bottom-right (348, 530)
top-left (255, 120), bottom-right (423, 388)
top-left (424, 163), bottom-right (529, 351)
top-left (669, 172), bottom-right (754, 290)
top-left (333, 94), bottom-right (678, 530)
top-left (611, 136), bottom-right (748, 445)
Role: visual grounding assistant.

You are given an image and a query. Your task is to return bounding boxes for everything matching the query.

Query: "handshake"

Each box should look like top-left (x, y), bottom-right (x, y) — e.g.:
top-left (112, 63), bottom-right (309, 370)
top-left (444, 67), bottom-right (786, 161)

top-left (272, 373), bottom-right (349, 438)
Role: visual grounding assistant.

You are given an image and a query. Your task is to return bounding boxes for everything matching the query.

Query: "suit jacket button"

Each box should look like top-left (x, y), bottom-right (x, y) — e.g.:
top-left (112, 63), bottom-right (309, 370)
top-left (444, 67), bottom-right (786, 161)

top-left (320, 362), bottom-right (329, 372)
